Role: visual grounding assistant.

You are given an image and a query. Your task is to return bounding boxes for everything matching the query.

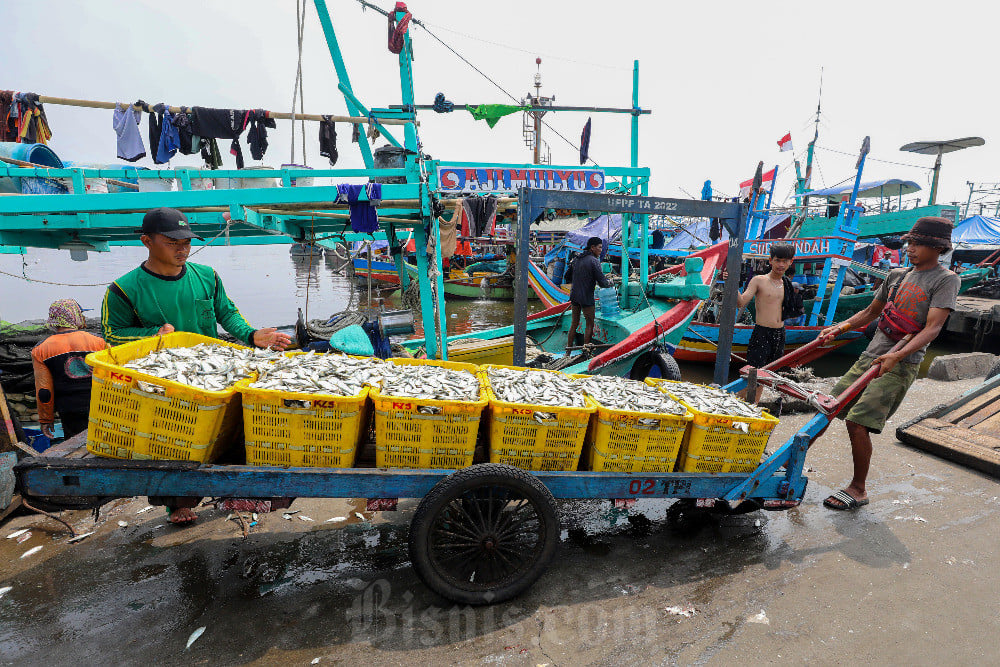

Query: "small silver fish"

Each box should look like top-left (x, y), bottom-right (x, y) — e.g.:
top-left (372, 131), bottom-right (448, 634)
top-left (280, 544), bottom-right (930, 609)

top-left (185, 626), bottom-right (206, 650)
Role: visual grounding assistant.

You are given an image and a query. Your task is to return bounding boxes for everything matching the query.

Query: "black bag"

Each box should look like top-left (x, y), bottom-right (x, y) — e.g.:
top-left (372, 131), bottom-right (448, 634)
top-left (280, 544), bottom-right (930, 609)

top-left (781, 275), bottom-right (804, 321)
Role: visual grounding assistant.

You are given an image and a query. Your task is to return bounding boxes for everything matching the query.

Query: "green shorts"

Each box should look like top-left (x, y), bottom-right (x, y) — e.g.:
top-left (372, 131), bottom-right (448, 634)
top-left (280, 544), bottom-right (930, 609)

top-left (831, 355), bottom-right (919, 434)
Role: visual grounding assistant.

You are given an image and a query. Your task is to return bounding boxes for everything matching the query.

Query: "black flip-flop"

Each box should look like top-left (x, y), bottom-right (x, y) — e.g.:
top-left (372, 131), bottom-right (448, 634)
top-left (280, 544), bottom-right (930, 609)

top-left (823, 490), bottom-right (869, 511)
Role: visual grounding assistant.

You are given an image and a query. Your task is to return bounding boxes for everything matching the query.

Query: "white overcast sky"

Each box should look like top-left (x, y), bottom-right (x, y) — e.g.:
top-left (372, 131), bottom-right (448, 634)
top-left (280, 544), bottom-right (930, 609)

top-left (2, 0), bottom-right (996, 209)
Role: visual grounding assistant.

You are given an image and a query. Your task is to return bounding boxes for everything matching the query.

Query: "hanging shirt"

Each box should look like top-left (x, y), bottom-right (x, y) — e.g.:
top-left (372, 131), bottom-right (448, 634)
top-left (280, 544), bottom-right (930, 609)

top-left (336, 182), bottom-right (382, 233)
top-left (462, 196), bottom-right (499, 237)
top-left (113, 105), bottom-right (146, 162)
top-left (191, 107), bottom-right (250, 168)
top-left (101, 262), bottom-right (257, 346)
top-left (319, 116), bottom-right (338, 165)
top-left (151, 105), bottom-right (181, 164)
top-left (31, 330), bottom-right (107, 423)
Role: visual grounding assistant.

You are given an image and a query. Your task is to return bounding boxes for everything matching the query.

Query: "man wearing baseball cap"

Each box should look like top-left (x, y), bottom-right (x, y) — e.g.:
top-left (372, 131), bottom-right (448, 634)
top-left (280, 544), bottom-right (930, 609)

top-left (818, 216), bottom-right (959, 511)
top-left (101, 207), bottom-right (290, 524)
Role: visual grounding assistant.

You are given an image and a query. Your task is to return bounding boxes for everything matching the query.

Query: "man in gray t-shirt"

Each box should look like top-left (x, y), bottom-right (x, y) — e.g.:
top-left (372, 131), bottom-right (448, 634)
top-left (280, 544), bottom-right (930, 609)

top-left (817, 216), bottom-right (960, 512)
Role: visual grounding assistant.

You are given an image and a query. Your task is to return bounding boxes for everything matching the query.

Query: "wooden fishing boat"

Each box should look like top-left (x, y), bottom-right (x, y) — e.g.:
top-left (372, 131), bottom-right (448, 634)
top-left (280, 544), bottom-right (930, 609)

top-left (402, 261), bottom-right (538, 300)
top-left (406, 243), bottom-right (727, 378)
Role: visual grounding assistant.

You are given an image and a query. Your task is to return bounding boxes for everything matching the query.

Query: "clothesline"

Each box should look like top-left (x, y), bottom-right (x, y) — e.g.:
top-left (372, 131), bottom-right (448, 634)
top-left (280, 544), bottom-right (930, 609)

top-left (37, 95), bottom-right (413, 126)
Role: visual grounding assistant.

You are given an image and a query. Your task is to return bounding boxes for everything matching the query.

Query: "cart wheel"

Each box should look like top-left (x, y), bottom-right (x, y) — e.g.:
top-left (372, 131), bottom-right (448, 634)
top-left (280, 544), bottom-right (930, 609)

top-left (666, 499), bottom-right (711, 534)
top-left (408, 464), bottom-right (559, 605)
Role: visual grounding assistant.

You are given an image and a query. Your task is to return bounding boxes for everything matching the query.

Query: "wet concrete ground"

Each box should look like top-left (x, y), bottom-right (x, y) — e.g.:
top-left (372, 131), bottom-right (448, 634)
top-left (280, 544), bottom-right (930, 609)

top-left (2, 376), bottom-right (998, 665)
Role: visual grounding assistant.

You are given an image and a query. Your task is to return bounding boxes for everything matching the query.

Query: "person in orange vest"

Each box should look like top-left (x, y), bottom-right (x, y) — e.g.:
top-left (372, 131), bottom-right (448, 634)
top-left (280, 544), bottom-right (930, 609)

top-left (31, 299), bottom-right (107, 439)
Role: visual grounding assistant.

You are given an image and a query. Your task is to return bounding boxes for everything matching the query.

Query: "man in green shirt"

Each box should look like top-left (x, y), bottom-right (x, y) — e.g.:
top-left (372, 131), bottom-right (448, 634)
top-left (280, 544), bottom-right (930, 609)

top-left (101, 207), bottom-right (291, 525)
top-left (102, 207), bottom-right (290, 350)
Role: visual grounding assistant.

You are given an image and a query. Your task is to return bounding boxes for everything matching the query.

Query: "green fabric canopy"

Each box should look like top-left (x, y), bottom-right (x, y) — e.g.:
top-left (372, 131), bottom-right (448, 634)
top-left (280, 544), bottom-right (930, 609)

top-left (466, 104), bottom-right (526, 128)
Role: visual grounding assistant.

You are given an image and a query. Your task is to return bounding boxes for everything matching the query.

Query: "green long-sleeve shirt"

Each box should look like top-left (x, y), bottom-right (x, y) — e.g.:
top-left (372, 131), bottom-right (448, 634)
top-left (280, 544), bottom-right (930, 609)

top-left (101, 262), bottom-right (256, 346)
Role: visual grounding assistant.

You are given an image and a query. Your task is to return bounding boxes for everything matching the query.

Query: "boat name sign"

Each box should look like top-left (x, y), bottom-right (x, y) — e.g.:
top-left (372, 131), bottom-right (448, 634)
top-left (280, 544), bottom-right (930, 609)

top-left (745, 237), bottom-right (833, 257)
top-left (437, 165), bottom-right (605, 193)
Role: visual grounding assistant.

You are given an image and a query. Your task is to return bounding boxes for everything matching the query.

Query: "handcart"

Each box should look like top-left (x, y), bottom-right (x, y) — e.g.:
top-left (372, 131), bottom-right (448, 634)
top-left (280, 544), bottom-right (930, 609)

top-left (13, 336), bottom-right (901, 606)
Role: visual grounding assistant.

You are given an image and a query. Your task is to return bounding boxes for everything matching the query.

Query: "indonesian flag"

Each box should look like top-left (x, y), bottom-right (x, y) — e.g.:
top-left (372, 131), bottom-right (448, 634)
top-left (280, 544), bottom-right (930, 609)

top-left (777, 132), bottom-right (793, 152)
top-left (739, 167), bottom-right (776, 198)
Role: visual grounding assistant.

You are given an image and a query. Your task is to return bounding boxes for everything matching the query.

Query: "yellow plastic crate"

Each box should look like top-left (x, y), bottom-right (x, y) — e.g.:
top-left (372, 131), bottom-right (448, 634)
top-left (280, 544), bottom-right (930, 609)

top-left (648, 379), bottom-right (779, 473)
top-left (481, 365), bottom-right (595, 471)
top-left (371, 358), bottom-right (486, 469)
top-left (85, 332), bottom-right (249, 462)
top-left (239, 375), bottom-right (369, 468)
top-left (573, 376), bottom-right (692, 473)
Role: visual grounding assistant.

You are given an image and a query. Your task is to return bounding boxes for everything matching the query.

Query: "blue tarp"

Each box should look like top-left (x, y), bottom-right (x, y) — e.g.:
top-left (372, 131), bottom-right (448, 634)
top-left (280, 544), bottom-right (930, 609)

top-left (544, 214), bottom-right (622, 265)
top-left (953, 215), bottom-right (1000, 245)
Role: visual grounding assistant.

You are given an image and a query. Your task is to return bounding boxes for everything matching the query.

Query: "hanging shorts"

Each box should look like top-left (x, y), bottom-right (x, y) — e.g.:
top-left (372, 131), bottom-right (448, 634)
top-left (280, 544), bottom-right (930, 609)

top-left (746, 325), bottom-right (786, 368)
top-left (831, 354), bottom-right (919, 434)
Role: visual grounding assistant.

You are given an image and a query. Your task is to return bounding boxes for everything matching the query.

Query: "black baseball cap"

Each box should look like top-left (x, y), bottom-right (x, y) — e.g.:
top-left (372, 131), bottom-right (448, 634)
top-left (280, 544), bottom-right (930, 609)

top-left (140, 207), bottom-right (203, 240)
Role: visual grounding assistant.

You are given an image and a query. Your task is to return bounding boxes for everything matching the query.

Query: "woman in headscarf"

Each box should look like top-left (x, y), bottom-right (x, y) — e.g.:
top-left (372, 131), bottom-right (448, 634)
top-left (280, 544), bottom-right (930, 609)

top-left (31, 299), bottom-right (106, 439)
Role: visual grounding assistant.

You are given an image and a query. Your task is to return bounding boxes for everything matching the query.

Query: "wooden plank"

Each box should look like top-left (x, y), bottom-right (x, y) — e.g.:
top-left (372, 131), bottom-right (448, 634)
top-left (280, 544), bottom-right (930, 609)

top-left (898, 419), bottom-right (1000, 478)
top-left (0, 494), bottom-right (23, 524)
top-left (942, 385), bottom-right (1000, 424)
top-left (39, 430), bottom-right (89, 459)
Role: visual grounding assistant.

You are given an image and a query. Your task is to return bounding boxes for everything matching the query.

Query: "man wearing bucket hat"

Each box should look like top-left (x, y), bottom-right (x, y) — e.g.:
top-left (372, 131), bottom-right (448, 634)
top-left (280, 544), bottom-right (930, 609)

top-left (31, 299), bottom-right (106, 439)
top-left (101, 207), bottom-right (290, 350)
top-left (818, 216), bottom-right (960, 511)
top-left (101, 207), bottom-right (290, 525)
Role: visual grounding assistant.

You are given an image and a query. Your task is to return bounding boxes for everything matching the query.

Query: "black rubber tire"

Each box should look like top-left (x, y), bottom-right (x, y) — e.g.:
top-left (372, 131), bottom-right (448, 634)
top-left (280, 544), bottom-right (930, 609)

top-left (408, 463), bottom-right (560, 605)
top-left (987, 359), bottom-right (1000, 381)
top-left (666, 499), bottom-right (711, 535)
top-left (628, 351), bottom-right (682, 381)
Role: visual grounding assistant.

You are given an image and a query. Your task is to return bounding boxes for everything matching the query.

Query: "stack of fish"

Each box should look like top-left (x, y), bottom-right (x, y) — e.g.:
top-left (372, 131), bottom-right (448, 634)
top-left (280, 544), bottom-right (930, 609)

top-left (574, 375), bottom-right (686, 415)
top-left (487, 367), bottom-right (587, 407)
top-left (249, 352), bottom-right (384, 396)
top-left (122, 343), bottom-right (282, 392)
top-left (378, 362), bottom-right (480, 401)
top-left (662, 381), bottom-right (764, 418)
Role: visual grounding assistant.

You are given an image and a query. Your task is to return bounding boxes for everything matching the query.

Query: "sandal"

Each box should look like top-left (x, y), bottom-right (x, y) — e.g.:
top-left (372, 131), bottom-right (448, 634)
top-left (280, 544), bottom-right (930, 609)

top-left (823, 490), bottom-right (869, 511)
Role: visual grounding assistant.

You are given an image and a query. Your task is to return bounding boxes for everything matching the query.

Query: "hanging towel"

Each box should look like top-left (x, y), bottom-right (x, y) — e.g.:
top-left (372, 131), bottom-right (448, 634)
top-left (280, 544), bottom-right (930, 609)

top-left (467, 104), bottom-right (524, 129)
top-left (113, 104), bottom-right (146, 162)
top-left (191, 107), bottom-right (249, 168)
top-left (336, 182), bottom-right (382, 233)
top-left (246, 109), bottom-right (275, 161)
top-left (319, 116), bottom-right (338, 165)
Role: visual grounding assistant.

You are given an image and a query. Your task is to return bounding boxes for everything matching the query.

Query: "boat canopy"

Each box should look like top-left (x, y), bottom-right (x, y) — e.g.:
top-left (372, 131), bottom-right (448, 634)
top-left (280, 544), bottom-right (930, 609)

top-left (543, 214), bottom-right (622, 265)
top-left (797, 178), bottom-right (921, 199)
top-left (953, 215), bottom-right (1000, 246)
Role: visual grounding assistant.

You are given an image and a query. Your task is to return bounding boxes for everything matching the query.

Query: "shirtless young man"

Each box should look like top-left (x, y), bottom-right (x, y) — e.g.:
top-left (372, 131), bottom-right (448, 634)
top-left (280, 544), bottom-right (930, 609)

top-left (737, 243), bottom-right (795, 401)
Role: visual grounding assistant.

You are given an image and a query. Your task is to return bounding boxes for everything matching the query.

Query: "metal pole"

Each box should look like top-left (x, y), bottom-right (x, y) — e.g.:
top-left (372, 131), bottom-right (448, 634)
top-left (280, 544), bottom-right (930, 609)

top-left (513, 188), bottom-right (532, 366)
top-left (714, 203), bottom-right (747, 386)
top-left (929, 148), bottom-right (943, 205)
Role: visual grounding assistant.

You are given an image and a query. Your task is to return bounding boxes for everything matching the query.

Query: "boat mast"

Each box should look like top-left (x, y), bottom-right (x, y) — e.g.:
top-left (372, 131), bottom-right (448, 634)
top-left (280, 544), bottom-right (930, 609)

top-left (791, 69), bottom-right (823, 235)
top-left (522, 58), bottom-right (553, 164)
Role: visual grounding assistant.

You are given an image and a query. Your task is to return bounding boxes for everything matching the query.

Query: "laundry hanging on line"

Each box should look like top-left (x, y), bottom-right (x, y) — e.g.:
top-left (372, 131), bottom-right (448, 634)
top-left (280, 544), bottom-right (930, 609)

top-left (461, 195), bottom-right (498, 237)
top-left (336, 182), bottom-right (382, 233)
top-left (113, 104), bottom-right (146, 162)
top-left (319, 116), bottom-right (338, 166)
top-left (4, 92), bottom-right (52, 144)
top-left (466, 104), bottom-right (525, 129)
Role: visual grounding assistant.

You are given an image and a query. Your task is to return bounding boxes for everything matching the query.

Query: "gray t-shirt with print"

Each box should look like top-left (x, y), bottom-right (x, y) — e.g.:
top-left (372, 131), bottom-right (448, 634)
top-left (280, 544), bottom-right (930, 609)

top-left (863, 265), bottom-right (960, 364)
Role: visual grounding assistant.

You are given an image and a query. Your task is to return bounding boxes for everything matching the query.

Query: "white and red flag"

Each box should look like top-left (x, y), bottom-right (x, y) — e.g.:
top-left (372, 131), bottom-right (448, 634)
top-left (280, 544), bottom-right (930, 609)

top-left (777, 132), bottom-right (793, 152)
top-left (738, 167), bottom-right (776, 198)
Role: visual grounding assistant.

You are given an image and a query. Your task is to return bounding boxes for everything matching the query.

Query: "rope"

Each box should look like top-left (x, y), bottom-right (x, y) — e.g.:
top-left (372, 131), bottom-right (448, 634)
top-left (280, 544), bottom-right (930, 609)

top-left (290, 0), bottom-right (308, 164)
